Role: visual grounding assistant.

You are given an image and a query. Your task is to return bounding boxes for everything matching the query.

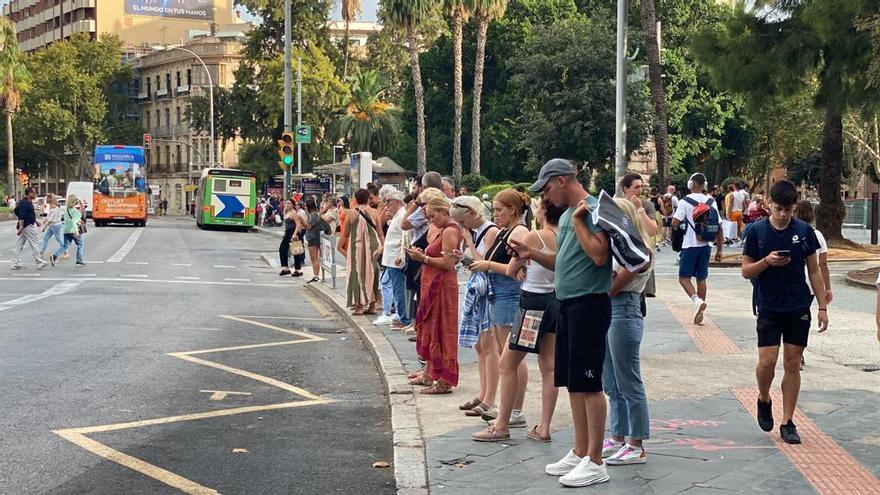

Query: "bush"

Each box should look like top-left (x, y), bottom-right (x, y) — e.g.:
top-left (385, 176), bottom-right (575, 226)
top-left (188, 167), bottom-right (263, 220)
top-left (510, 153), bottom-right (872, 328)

top-left (460, 174), bottom-right (490, 193)
top-left (475, 183), bottom-right (514, 199)
top-left (0, 206), bottom-right (11, 213)
top-left (593, 167), bottom-right (616, 196)
top-left (720, 176), bottom-right (747, 192)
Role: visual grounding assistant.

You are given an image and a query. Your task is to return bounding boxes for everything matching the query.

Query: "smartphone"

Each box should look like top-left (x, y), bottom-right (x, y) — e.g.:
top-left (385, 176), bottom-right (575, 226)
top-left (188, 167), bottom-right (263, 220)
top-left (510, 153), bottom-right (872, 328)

top-left (461, 257), bottom-right (474, 267)
top-left (776, 250), bottom-right (791, 258)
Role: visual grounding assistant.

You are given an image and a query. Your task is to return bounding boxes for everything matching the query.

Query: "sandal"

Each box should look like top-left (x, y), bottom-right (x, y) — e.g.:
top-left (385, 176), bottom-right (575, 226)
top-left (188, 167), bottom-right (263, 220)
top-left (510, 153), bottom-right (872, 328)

top-left (420, 382), bottom-right (453, 395)
top-left (471, 426), bottom-right (510, 442)
top-left (408, 372), bottom-right (433, 386)
top-left (279, 269), bottom-right (291, 276)
top-left (526, 425), bottom-right (552, 443)
top-left (408, 367), bottom-right (426, 379)
top-left (465, 403), bottom-right (491, 417)
top-left (459, 397), bottom-right (482, 411)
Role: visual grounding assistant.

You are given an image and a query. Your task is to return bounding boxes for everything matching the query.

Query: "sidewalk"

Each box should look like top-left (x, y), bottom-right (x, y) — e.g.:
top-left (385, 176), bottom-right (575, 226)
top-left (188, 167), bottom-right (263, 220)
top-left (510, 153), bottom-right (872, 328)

top-left (253, 223), bottom-right (880, 494)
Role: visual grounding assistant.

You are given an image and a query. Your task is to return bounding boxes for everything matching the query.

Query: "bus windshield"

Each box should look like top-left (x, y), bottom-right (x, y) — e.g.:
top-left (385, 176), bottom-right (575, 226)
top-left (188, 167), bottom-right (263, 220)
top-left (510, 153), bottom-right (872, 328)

top-left (94, 145), bottom-right (146, 196)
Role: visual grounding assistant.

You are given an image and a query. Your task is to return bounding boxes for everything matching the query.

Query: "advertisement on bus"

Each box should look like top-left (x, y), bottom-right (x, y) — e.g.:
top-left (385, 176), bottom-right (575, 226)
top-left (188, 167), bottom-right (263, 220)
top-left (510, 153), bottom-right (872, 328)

top-left (92, 145), bottom-right (148, 227)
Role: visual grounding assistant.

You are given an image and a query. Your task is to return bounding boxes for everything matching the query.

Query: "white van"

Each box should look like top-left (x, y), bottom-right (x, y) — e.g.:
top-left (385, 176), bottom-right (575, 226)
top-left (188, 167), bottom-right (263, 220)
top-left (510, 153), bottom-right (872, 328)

top-left (66, 182), bottom-right (94, 218)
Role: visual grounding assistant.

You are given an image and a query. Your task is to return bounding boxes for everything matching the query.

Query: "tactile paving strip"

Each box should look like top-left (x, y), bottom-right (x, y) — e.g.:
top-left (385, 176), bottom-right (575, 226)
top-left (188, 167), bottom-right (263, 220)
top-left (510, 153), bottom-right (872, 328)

top-left (665, 302), bottom-right (741, 354)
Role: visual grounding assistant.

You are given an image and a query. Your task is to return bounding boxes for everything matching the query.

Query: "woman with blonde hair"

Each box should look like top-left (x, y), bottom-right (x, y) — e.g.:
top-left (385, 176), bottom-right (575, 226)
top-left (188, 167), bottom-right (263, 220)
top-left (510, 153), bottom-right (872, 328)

top-left (51, 194), bottom-right (85, 266)
top-left (41, 193), bottom-right (64, 262)
top-left (466, 188), bottom-right (530, 424)
top-left (405, 193), bottom-right (462, 394)
top-left (451, 195), bottom-right (500, 414)
top-left (600, 198), bottom-right (654, 465)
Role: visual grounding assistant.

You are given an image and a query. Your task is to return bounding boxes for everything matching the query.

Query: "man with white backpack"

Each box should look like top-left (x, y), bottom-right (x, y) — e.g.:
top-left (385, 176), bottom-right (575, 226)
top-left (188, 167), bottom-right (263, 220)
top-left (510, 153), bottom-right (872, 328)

top-left (672, 173), bottom-right (723, 324)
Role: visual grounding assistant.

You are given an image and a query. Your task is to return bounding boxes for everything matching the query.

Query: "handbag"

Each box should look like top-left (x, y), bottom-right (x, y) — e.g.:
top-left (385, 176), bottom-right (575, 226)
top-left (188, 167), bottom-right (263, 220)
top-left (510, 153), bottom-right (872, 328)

top-left (290, 239), bottom-right (305, 256)
top-left (78, 220), bottom-right (88, 235)
top-left (510, 310), bottom-right (544, 349)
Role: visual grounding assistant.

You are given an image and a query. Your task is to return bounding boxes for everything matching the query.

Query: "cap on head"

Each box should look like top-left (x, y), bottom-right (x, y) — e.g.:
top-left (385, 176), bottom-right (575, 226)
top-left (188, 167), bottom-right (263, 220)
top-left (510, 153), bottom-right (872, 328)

top-left (529, 159), bottom-right (576, 193)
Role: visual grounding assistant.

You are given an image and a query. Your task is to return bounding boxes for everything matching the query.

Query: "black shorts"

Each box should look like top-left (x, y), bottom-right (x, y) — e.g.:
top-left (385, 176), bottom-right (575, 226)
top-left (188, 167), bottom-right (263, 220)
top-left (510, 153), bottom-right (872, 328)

top-left (509, 290), bottom-right (558, 354)
top-left (305, 236), bottom-right (320, 248)
top-left (555, 293), bottom-right (611, 393)
top-left (756, 308), bottom-right (811, 348)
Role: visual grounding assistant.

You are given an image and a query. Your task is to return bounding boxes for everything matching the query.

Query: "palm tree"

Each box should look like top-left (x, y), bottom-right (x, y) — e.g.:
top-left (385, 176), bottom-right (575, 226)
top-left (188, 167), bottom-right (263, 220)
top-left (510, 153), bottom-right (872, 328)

top-left (384, 0), bottom-right (433, 175)
top-left (639, 0), bottom-right (671, 188)
top-left (329, 69), bottom-right (401, 155)
top-left (447, 0), bottom-right (470, 183)
top-left (470, 0), bottom-right (507, 176)
top-left (341, 0), bottom-right (362, 79)
top-left (0, 17), bottom-right (29, 199)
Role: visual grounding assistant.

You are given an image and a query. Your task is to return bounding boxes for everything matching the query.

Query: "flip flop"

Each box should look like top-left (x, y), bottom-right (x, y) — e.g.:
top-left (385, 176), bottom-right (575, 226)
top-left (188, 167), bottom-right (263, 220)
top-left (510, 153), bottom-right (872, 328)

top-left (459, 397), bottom-right (482, 411)
top-left (526, 425), bottom-right (551, 443)
top-left (465, 403), bottom-right (491, 417)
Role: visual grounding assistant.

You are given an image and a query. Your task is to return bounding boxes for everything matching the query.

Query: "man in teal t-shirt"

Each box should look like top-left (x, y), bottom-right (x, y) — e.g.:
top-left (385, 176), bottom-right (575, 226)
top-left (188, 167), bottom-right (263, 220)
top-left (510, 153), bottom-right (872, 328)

top-left (510, 158), bottom-right (612, 488)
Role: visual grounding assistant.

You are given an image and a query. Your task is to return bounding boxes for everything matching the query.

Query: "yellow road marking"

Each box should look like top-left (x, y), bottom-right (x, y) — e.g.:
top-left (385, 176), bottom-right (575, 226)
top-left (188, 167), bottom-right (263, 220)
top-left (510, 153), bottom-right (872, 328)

top-left (181, 339), bottom-right (317, 355)
top-left (218, 314), bottom-right (326, 340)
top-left (54, 430), bottom-right (219, 495)
top-left (200, 390), bottom-right (252, 401)
top-left (301, 290), bottom-right (335, 319)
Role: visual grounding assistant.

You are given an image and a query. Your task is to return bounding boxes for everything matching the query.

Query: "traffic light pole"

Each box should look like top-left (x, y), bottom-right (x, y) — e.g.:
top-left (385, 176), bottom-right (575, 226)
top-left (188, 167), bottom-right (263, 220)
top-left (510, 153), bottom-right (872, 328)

top-left (297, 56), bottom-right (302, 176)
top-left (283, 0), bottom-right (293, 200)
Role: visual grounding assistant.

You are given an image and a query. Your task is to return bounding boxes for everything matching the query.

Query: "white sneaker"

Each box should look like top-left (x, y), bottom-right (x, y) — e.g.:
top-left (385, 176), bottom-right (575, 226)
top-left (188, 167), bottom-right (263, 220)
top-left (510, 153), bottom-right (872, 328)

top-left (693, 298), bottom-right (707, 325)
top-left (488, 410), bottom-right (527, 428)
top-left (605, 444), bottom-right (647, 465)
top-left (545, 449), bottom-right (583, 476)
top-left (602, 438), bottom-right (625, 458)
top-left (373, 314), bottom-right (395, 326)
top-left (559, 458), bottom-right (609, 487)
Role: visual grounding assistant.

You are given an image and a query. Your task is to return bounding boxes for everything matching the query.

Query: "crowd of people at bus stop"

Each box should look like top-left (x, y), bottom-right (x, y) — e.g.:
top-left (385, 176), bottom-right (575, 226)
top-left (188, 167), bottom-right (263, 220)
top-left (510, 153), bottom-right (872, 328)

top-left (284, 161), bottom-right (880, 489)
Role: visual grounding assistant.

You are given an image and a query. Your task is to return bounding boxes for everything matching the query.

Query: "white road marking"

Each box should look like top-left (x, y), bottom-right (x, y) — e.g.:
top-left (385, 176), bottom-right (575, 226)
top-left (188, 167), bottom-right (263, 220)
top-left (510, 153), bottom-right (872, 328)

top-left (171, 263), bottom-right (192, 267)
top-left (0, 280), bottom-right (84, 312)
top-left (0, 277), bottom-right (297, 288)
top-left (175, 276), bottom-right (200, 280)
top-left (126, 261), bottom-right (149, 265)
top-left (178, 326), bottom-right (224, 332)
top-left (106, 229), bottom-right (145, 263)
top-left (213, 265), bottom-right (236, 269)
top-left (89, 261), bottom-right (104, 264)
top-left (72, 274), bottom-right (97, 277)
top-left (127, 274), bottom-right (149, 278)
top-left (12, 273), bottom-right (41, 277)
top-left (0, 260), bottom-right (10, 263)
top-left (224, 278), bottom-right (250, 282)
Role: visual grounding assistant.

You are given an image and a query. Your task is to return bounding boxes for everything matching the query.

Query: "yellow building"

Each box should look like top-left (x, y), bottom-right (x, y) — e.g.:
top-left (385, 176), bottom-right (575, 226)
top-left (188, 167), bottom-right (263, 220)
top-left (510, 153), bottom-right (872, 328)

top-left (4, 0), bottom-right (237, 52)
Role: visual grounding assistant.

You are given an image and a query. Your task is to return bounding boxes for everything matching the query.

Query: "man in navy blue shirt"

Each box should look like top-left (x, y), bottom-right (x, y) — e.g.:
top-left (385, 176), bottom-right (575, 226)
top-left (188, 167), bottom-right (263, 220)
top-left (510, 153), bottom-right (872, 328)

top-left (11, 187), bottom-right (47, 270)
top-left (741, 180), bottom-right (828, 444)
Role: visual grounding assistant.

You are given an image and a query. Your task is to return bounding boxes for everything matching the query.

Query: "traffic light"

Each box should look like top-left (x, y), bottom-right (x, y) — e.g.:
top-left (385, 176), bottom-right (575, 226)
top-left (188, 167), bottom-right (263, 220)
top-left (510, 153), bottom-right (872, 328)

top-left (277, 132), bottom-right (294, 168)
top-left (143, 133), bottom-right (152, 150)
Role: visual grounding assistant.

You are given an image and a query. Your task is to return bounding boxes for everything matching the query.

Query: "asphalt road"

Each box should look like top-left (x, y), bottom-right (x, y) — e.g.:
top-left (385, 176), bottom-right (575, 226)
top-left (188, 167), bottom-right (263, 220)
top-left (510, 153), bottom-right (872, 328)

top-left (0, 216), bottom-right (394, 495)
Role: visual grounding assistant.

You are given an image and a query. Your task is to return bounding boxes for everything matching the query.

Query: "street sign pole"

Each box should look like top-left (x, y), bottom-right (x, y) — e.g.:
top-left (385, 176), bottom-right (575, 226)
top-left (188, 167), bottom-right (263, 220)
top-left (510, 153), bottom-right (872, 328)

top-left (614, 0), bottom-right (628, 196)
top-left (296, 56), bottom-right (303, 176)
top-left (283, 0), bottom-right (292, 200)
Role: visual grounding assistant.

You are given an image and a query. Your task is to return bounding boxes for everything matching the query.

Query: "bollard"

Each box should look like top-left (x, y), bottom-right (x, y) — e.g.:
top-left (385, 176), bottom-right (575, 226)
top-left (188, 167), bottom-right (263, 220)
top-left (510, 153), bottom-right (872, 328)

top-left (872, 193), bottom-right (878, 245)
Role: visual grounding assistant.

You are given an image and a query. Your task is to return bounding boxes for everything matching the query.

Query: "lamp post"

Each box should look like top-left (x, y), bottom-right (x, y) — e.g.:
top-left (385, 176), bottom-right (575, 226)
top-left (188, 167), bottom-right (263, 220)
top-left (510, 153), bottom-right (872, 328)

top-left (154, 45), bottom-right (215, 167)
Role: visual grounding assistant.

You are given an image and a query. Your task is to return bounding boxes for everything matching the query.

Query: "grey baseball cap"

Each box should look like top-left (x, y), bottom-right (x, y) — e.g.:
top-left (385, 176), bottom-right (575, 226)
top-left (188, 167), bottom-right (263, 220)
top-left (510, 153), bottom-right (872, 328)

top-left (529, 159), bottom-right (577, 193)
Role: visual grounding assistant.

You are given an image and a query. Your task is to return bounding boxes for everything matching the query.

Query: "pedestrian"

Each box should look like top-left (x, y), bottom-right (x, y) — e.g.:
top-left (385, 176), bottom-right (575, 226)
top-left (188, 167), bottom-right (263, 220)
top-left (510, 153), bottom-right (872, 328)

top-left (512, 159), bottom-right (612, 488)
top-left (303, 197), bottom-right (322, 284)
top-left (50, 194), bottom-right (85, 267)
top-left (320, 197), bottom-right (340, 234)
top-left (161, 198), bottom-right (168, 216)
top-left (450, 194), bottom-right (499, 416)
top-left (278, 200), bottom-right (304, 277)
top-left (40, 193), bottom-right (64, 261)
top-left (472, 196), bottom-right (563, 443)
top-left (481, 194), bottom-right (493, 221)
top-left (671, 173), bottom-right (723, 324)
top-left (375, 190), bottom-right (412, 328)
top-left (793, 200), bottom-right (833, 369)
top-left (11, 187), bottom-right (47, 270)
top-left (255, 200), bottom-right (264, 226)
top-left (601, 198), bottom-right (655, 466)
top-left (741, 180), bottom-right (828, 444)
top-left (441, 176), bottom-right (456, 199)
top-left (660, 185), bottom-right (678, 244)
top-left (401, 175), bottom-right (442, 337)
top-left (338, 188), bottom-right (384, 315)
top-left (459, 186), bottom-right (469, 197)
top-left (466, 189), bottom-right (530, 426)
top-left (404, 193), bottom-right (462, 394)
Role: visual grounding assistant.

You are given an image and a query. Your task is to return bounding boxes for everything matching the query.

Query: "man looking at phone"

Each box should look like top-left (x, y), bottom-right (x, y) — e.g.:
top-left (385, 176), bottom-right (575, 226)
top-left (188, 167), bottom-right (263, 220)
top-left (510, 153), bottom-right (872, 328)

top-left (741, 180), bottom-right (828, 444)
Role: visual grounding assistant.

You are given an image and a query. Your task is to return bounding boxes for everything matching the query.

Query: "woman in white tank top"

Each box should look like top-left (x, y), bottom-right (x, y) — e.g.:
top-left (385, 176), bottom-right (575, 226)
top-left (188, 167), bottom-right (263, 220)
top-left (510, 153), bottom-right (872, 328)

top-left (471, 197), bottom-right (564, 443)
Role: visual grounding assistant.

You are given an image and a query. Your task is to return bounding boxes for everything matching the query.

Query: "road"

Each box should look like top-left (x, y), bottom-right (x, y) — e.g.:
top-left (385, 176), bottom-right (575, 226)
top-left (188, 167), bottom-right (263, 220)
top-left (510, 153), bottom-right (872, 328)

top-left (0, 217), bottom-right (394, 495)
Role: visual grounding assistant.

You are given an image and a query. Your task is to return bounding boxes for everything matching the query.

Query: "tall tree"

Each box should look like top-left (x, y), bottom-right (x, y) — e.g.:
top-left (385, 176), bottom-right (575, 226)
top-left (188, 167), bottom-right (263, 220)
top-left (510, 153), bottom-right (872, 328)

top-left (329, 69), bottom-right (401, 155)
top-left (342, 0), bottom-right (363, 78)
top-left (384, 0), bottom-right (435, 175)
top-left (470, 0), bottom-right (508, 176)
top-left (447, 0), bottom-right (470, 183)
top-left (639, 0), bottom-right (671, 187)
top-left (694, 0), bottom-right (876, 240)
top-left (0, 17), bottom-right (29, 198)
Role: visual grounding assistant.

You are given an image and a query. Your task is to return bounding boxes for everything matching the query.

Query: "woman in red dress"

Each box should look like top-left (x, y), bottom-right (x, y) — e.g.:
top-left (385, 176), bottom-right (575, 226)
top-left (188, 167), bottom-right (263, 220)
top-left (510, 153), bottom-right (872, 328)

top-left (405, 193), bottom-right (462, 394)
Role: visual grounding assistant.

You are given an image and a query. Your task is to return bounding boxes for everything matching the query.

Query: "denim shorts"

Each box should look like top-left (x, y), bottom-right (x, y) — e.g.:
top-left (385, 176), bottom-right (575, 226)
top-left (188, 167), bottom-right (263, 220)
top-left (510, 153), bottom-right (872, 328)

top-left (488, 273), bottom-right (521, 328)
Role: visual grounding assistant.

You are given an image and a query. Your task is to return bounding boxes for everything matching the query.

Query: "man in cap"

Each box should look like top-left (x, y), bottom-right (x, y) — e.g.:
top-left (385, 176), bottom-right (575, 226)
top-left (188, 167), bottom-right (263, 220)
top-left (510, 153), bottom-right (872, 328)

top-left (508, 158), bottom-right (612, 488)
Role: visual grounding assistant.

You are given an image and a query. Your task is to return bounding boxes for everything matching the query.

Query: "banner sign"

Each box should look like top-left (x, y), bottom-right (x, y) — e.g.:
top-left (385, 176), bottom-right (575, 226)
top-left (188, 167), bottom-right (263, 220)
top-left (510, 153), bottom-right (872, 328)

top-left (125, 0), bottom-right (214, 21)
top-left (301, 177), bottom-right (331, 197)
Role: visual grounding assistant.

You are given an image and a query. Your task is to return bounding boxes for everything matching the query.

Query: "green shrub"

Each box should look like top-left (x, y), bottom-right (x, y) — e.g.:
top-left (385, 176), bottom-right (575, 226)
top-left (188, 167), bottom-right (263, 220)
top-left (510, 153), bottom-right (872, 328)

top-left (475, 183), bottom-right (514, 199)
top-left (593, 167), bottom-right (616, 196)
top-left (720, 176), bottom-right (747, 192)
top-left (0, 206), bottom-right (11, 213)
top-left (460, 174), bottom-right (490, 192)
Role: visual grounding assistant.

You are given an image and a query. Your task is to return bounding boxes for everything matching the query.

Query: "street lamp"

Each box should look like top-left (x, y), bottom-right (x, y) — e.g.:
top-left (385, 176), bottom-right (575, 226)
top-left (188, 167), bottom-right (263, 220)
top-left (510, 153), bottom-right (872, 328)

top-left (152, 44), bottom-right (215, 167)
top-left (332, 145), bottom-right (344, 164)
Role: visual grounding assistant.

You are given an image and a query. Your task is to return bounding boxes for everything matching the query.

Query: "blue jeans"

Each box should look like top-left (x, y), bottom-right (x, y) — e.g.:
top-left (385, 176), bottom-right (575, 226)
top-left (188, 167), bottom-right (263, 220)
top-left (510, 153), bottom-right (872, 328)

top-left (380, 266), bottom-right (411, 325)
top-left (41, 223), bottom-right (63, 253)
top-left (54, 233), bottom-right (84, 264)
top-left (604, 291), bottom-right (650, 440)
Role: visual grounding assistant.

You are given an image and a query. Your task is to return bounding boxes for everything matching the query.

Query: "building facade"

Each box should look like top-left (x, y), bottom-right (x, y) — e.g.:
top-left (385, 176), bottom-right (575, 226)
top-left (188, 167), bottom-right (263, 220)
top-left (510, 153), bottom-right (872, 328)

top-left (4, 0), bottom-right (237, 52)
top-left (134, 27), bottom-right (247, 214)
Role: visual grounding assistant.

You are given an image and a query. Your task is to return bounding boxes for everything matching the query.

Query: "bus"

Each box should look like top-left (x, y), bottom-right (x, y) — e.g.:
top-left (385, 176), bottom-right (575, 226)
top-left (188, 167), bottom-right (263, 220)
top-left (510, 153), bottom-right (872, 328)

top-left (92, 145), bottom-right (148, 227)
top-left (196, 168), bottom-right (257, 229)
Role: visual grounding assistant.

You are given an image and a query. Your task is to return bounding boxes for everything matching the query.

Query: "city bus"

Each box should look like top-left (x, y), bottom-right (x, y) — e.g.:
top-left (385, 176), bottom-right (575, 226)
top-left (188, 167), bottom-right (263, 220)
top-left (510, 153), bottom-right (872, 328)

top-left (196, 168), bottom-right (257, 230)
top-left (92, 145), bottom-right (148, 227)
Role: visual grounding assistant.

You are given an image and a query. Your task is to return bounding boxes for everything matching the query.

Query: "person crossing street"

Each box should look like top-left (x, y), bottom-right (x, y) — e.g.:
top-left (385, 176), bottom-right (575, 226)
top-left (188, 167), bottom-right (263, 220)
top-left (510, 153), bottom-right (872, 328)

top-left (11, 187), bottom-right (47, 270)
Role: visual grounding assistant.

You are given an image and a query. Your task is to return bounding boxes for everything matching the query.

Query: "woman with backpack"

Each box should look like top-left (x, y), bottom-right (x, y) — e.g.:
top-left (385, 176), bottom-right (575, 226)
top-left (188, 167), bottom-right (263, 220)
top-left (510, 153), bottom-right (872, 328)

top-left (50, 195), bottom-right (85, 267)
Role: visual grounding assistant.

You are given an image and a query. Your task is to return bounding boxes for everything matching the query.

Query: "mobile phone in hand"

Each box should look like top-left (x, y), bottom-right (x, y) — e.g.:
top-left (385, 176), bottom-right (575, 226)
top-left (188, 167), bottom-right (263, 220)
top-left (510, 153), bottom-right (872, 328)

top-left (776, 250), bottom-right (791, 258)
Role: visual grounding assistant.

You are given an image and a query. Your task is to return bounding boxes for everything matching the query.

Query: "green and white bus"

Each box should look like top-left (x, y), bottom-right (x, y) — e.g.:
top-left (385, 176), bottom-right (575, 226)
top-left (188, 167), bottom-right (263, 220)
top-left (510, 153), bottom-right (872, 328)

top-left (196, 168), bottom-right (257, 230)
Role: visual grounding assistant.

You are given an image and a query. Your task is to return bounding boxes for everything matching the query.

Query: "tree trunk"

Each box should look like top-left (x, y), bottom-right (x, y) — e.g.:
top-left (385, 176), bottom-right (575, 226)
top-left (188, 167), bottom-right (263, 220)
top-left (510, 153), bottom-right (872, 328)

top-left (343, 20), bottom-right (351, 79)
top-left (816, 107), bottom-right (845, 240)
top-left (471, 17), bottom-right (489, 177)
top-left (452, 8), bottom-right (464, 183)
top-left (406, 27), bottom-right (427, 175)
top-left (639, 0), bottom-right (670, 188)
top-left (6, 110), bottom-right (14, 198)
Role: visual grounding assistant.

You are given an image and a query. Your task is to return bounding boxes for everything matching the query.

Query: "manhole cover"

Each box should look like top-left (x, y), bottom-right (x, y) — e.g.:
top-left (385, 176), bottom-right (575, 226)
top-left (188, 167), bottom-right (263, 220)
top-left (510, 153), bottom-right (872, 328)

top-left (846, 363), bottom-right (880, 372)
top-left (321, 392), bottom-right (371, 401)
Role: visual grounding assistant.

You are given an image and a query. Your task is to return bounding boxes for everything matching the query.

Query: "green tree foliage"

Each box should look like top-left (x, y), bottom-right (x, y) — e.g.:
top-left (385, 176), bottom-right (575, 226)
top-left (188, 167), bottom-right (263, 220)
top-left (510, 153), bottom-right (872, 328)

top-left (460, 173), bottom-right (490, 192)
top-left (693, 0), bottom-right (877, 239)
top-left (327, 69), bottom-right (401, 156)
top-left (238, 141), bottom-right (281, 189)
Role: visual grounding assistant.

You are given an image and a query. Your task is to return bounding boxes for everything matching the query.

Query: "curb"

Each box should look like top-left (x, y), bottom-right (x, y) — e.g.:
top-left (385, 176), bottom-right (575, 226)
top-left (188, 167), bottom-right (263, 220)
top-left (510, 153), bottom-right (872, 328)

top-left (306, 283), bottom-right (429, 495)
top-left (845, 272), bottom-right (877, 290)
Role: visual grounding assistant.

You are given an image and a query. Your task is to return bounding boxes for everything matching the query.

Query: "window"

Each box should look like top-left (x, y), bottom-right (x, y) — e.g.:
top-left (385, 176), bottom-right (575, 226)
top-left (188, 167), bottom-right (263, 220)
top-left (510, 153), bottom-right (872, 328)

top-left (214, 179), bottom-right (227, 192)
top-left (176, 145), bottom-right (181, 170)
top-left (155, 110), bottom-right (160, 130)
top-left (165, 73), bottom-right (171, 93)
top-left (164, 108), bottom-right (170, 128)
top-left (187, 69), bottom-right (192, 86)
top-left (144, 112), bottom-right (150, 129)
top-left (146, 77), bottom-right (151, 96)
top-left (165, 146), bottom-right (171, 171)
top-left (175, 106), bottom-right (180, 124)
top-left (176, 71), bottom-right (181, 87)
top-left (155, 75), bottom-right (160, 91)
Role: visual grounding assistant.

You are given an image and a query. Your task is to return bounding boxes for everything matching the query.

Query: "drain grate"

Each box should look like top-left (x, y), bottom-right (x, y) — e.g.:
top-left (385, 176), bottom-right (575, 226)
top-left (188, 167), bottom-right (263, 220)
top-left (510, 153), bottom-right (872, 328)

top-left (845, 363), bottom-right (880, 373)
top-left (321, 392), bottom-right (372, 401)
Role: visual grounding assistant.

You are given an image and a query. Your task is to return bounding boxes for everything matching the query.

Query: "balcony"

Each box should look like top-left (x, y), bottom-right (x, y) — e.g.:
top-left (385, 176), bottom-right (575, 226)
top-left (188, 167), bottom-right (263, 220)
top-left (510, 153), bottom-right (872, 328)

top-left (137, 92), bottom-right (150, 100)
top-left (176, 85), bottom-right (190, 94)
top-left (156, 88), bottom-right (169, 98)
